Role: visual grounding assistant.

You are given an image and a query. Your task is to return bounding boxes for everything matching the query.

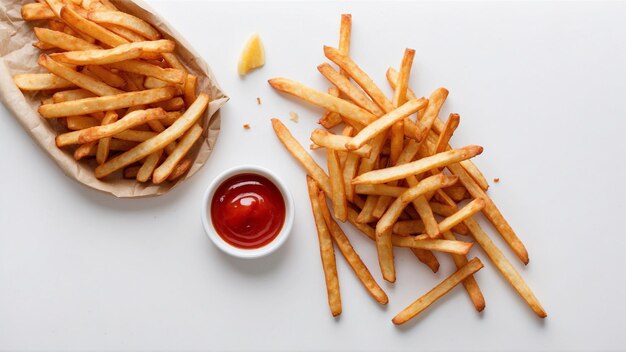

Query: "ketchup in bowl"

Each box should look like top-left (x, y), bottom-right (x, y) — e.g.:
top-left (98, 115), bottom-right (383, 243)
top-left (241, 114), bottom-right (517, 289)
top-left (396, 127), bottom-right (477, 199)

top-left (210, 173), bottom-right (286, 249)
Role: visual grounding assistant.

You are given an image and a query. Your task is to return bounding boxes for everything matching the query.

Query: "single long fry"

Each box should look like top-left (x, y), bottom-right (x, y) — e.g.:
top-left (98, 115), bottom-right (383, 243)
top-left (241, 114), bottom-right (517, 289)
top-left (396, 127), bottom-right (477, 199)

top-left (355, 183), bottom-right (406, 197)
top-left (268, 78), bottom-right (376, 126)
top-left (342, 151), bottom-right (360, 202)
top-left (56, 108), bottom-right (166, 146)
top-left (435, 113), bottom-right (460, 154)
top-left (162, 53), bottom-right (187, 71)
top-left (317, 63), bottom-right (384, 116)
top-left (136, 149), bottom-right (162, 182)
top-left (50, 46), bottom-right (144, 66)
top-left (39, 86), bottom-right (177, 118)
top-left (114, 130), bottom-right (157, 142)
top-left (167, 157), bottom-right (192, 181)
top-left (317, 192), bottom-right (388, 304)
top-left (38, 55), bottom-right (123, 96)
top-left (437, 198), bottom-right (485, 235)
top-left (460, 159), bottom-right (490, 191)
top-left (393, 220), bottom-right (426, 236)
top-left (87, 10), bottom-right (161, 40)
top-left (324, 46), bottom-right (394, 113)
top-left (95, 111), bottom-right (119, 164)
top-left (152, 124), bottom-right (203, 183)
top-left (306, 177), bottom-right (342, 317)
top-left (183, 74), bottom-right (198, 107)
top-left (327, 149), bottom-right (348, 222)
top-left (411, 249), bottom-right (440, 273)
top-left (66, 115), bottom-right (99, 130)
top-left (152, 97), bottom-right (185, 111)
top-left (310, 129), bottom-right (371, 157)
top-left (34, 27), bottom-right (100, 51)
top-left (392, 257), bottom-right (484, 325)
top-left (338, 14), bottom-right (351, 76)
top-left (390, 48), bottom-right (415, 164)
top-left (53, 89), bottom-right (95, 103)
top-left (391, 237), bottom-right (473, 255)
top-left (94, 94), bottom-right (208, 178)
top-left (109, 60), bottom-right (185, 84)
top-left (318, 88), bottom-right (344, 129)
top-left (271, 118), bottom-right (331, 195)
top-left (13, 73), bottom-right (75, 91)
top-left (22, 3), bottom-right (55, 20)
top-left (103, 23), bottom-right (146, 43)
top-left (60, 6), bottom-right (129, 47)
top-left (352, 145), bottom-right (483, 184)
top-left (442, 231), bottom-right (486, 312)
top-left (416, 87), bottom-right (449, 142)
top-left (376, 174), bottom-right (458, 235)
top-left (346, 98), bottom-right (427, 150)
top-left (376, 227), bottom-right (395, 282)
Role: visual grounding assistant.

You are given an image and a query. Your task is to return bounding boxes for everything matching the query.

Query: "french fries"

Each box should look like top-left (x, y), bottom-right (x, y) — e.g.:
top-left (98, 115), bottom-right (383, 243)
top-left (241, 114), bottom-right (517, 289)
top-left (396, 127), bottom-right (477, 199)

top-left (13, 3), bottom-right (211, 186)
top-left (266, 13), bottom-right (545, 325)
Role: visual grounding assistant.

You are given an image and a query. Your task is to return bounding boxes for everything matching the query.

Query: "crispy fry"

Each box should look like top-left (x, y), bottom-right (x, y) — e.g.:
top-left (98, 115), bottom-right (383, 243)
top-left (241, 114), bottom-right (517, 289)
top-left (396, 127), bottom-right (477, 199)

top-left (392, 258), bottom-right (484, 325)
top-left (310, 129), bottom-right (371, 157)
top-left (268, 78), bottom-right (375, 126)
top-left (151, 97), bottom-right (185, 111)
top-left (34, 27), bottom-right (101, 51)
top-left (390, 48), bottom-right (415, 164)
top-left (87, 10), bottom-right (161, 40)
top-left (144, 76), bottom-right (171, 89)
top-left (318, 88), bottom-right (344, 129)
top-left (444, 186), bottom-right (470, 202)
top-left (355, 183), bottom-right (405, 197)
top-left (96, 111), bottom-right (119, 164)
top-left (342, 151), bottom-right (360, 202)
top-left (114, 130), bottom-right (157, 142)
top-left (460, 159), bottom-right (489, 191)
top-left (162, 53), bottom-right (187, 71)
top-left (183, 74), bottom-right (198, 107)
top-left (324, 46), bottom-right (394, 113)
top-left (352, 146), bottom-right (483, 184)
top-left (109, 60), bottom-right (185, 84)
top-left (13, 73), bottom-right (75, 91)
top-left (39, 86), bottom-right (177, 118)
top-left (327, 148), bottom-right (348, 222)
top-left (137, 148), bottom-right (163, 182)
top-left (66, 115), bottom-right (99, 130)
top-left (166, 157), bottom-right (192, 181)
top-left (74, 141), bottom-right (97, 160)
top-left (376, 227), bottom-right (395, 282)
top-left (152, 124), bottom-right (202, 183)
top-left (50, 46), bottom-right (141, 65)
top-left (391, 237), bottom-right (473, 255)
top-left (60, 6), bottom-right (129, 47)
top-left (317, 63), bottom-right (384, 116)
top-left (56, 108), bottom-right (166, 146)
top-left (271, 118), bottom-right (331, 195)
top-left (306, 176), bottom-right (342, 317)
top-left (376, 174), bottom-right (458, 235)
top-left (95, 94), bottom-right (208, 178)
top-left (22, 3), bottom-right (55, 20)
top-left (338, 14), bottom-right (351, 77)
top-left (346, 98), bottom-right (427, 150)
top-left (393, 220), bottom-right (426, 236)
top-left (357, 195), bottom-right (378, 223)
top-left (102, 23), bottom-right (146, 43)
top-left (318, 191), bottom-right (388, 304)
top-left (38, 55), bottom-right (123, 96)
top-left (123, 165), bottom-right (140, 179)
top-left (435, 113), bottom-right (460, 154)
top-left (411, 249), bottom-right (440, 273)
top-left (415, 87), bottom-right (449, 142)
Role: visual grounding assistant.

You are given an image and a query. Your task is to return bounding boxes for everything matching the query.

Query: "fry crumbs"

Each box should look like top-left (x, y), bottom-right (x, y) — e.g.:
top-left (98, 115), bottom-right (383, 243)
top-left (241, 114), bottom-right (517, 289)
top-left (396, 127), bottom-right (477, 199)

top-left (257, 97), bottom-right (261, 105)
top-left (494, 177), bottom-right (500, 183)
top-left (243, 124), bottom-right (251, 129)
top-left (289, 111), bottom-right (299, 123)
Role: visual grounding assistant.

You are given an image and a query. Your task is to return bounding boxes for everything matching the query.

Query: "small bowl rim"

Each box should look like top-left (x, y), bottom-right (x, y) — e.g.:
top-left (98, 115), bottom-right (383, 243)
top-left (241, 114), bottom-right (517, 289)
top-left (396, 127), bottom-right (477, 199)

top-left (201, 165), bottom-right (294, 259)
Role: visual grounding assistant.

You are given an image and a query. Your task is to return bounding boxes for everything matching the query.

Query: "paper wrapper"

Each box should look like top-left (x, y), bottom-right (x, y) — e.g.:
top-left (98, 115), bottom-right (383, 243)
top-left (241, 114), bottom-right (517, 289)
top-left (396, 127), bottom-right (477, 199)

top-left (0, 0), bottom-right (228, 197)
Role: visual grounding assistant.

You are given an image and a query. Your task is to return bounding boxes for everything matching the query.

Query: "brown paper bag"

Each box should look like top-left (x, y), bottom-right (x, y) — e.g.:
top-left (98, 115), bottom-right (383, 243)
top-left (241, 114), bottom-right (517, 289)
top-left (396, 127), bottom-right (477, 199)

top-left (0, 0), bottom-right (228, 197)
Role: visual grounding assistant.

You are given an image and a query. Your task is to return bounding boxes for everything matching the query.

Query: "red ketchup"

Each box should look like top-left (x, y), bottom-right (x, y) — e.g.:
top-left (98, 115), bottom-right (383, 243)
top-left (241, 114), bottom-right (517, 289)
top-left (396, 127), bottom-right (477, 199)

top-left (211, 173), bottom-right (285, 249)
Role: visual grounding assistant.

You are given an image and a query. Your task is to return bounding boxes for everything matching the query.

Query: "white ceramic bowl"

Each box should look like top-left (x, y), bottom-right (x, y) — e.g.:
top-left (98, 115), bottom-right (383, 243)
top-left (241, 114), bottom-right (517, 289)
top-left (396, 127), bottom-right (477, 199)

top-left (201, 165), bottom-right (294, 259)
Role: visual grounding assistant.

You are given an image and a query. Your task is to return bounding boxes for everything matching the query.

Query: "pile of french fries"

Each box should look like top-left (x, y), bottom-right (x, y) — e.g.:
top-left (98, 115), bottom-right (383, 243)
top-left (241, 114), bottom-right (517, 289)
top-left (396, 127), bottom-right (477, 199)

top-left (270, 15), bottom-right (546, 324)
top-left (13, 0), bottom-right (210, 184)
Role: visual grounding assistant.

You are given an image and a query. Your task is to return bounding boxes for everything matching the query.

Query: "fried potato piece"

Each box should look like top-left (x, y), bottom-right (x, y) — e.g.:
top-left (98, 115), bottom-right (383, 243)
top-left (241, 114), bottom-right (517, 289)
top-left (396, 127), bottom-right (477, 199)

top-left (310, 129), bottom-right (371, 157)
top-left (60, 6), bottom-right (129, 47)
top-left (152, 124), bottom-right (203, 184)
top-left (86, 10), bottom-right (161, 40)
top-left (109, 60), bottom-right (185, 84)
top-left (13, 73), bottom-right (75, 91)
top-left (38, 54), bottom-right (123, 96)
top-left (34, 27), bottom-right (101, 51)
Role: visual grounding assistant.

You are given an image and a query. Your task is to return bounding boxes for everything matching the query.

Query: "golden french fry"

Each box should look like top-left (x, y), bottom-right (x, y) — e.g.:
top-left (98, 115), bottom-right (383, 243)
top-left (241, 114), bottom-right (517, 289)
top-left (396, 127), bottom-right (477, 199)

top-left (327, 148), bottom-right (348, 222)
top-left (317, 63), bottom-right (384, 116)
top-left (306, 176), bottom-right (342, 317)
top-left (109, 60), bottom-right (185, 84)
top-left (56, 108), bottom-right (166, 146)
top-left (392, 258), bottom-right (484, 325)
top-left (33, 41), bottom-right (56, 50)
top-left (268, 78), bottom-right (375, 126)
top-left (390, 48), bottom-right (415, 164)
top-left (60, 6), bottom-right (129, 47)
top-left (84, 65), bottom-right (126, 88)
top-left (50, 46), bottom-right (143, 65)
top-left (356, 195), bottom-right (378, 224)
top-left (376, 174), bottom-right (458, 235)
top-left (102, 23), bottom-right (146, 43)
top-left (13, 73), bottom-right (75, 91)
top-left (151, 97), bottom-right (185, 111)
top-left (183, 74), bottom-right (198, 107)
top-left (338, 14), bottom-right (351, 77)
top-left (442, 231), bottom-right (486, 312)
top-left (137, 149), bottom-right (163, 182)
top-left (317, 191), bottom-right (388, 304)
top-left (318, 89), bottom-right (344, 129)
top-left (436, 198), bottom-right (486, 235)
top-left (310, 129), bottom-right (371, 157)
top-left (411, 249), bottom-right (440, 273)
top-left (324, 46), bottom-right (394, 113)
top-left (391, 237), bottom-right (473, 255)
top-left (74, 141), bottom-right (97, 160)
top-left (144, 76), bottom-right (171, 89)
top-left (416, 87), bottom-right (449, 142)
top-left (52, 89), bottom-right (95, 103)
top-left (114, 130), bottom-right (157, 142)
top-left (166, 157), bottom-right (192, 181)
top-left (162, 53), bottom-right (187, 71)
top-left (95, 94), bottom-right (208, 178)
top-left (342, 151), bottom-right (360, 202)
top-left (271, 118), bottom-right (331, 195)
top-left (435, 113), bottom-right (460, 154)
top-left (96, 111), bottom-right (119, 164)
top-left (460, 159), bottom-right (490, 191)
top-left (38, 55), bottom-right (122, 96)
top-left (352, 146), bottom-right (483, 184)
top-left (152, 124), bottom-right (202, 183)
top-left (39, 86), bottom-right (177, 118)
top-left (393, 220), bottom-right (426, 236)
top-left (33, 27), bottom-right (100, 51)
top-left (346, 98), bottom-right (427, 150)
top-left (355, 183), bottom-right (406, 197)
top-left (22, 3), bottom-right (55, 20)
top-left (123, 165), bottom-right (140, 179)
top-left (376, 227), bottom-right (395, 282)
top-left (87, 10), bottom-right (161, 40)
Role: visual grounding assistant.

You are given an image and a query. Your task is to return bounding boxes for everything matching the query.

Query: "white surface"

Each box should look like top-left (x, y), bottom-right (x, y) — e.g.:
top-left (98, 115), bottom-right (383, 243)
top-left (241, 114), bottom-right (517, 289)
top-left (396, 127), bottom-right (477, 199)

top-left (1, 1), bottom-right (626, 350)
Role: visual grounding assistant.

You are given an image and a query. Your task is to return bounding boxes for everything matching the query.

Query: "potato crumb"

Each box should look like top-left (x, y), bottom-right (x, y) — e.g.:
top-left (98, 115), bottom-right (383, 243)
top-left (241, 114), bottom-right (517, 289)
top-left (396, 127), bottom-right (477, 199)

top-left (289, 111), bottom-right (299, 123)
top-left (243, 124), bottom-right (251, 129)
top-left (494, 177), bottom-right (500, 183)
top-left (257, 97), bottom-right (261, 105)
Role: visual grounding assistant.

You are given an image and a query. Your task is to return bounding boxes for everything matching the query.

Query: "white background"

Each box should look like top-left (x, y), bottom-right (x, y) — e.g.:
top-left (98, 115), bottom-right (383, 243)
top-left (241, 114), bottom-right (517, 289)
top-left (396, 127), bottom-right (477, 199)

top-left (1, 1), bottom-right (626, 351)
